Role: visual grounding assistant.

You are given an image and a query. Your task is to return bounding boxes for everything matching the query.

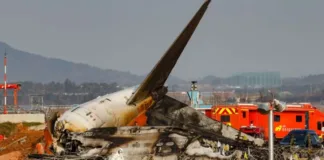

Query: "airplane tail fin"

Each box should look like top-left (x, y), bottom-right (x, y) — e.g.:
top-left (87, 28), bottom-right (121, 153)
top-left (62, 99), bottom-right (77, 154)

top-left (127, 0), bottom-right (211, 105)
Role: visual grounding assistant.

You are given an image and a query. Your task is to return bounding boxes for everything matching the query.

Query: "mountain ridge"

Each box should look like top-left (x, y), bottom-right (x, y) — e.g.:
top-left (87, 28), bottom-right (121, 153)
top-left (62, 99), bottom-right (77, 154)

top-left (0, 41), bottom-right (186, 86)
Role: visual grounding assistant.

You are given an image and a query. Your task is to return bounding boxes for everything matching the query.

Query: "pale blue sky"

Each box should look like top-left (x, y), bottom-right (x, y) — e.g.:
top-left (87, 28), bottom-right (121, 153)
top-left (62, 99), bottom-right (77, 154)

top-left (1, 0), bottom-right (324, 80)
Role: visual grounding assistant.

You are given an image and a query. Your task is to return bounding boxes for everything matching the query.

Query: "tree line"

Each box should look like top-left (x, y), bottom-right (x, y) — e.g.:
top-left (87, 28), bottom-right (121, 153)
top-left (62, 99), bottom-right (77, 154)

top-left (2, 78), bottom-right (324, 106)
top-left (0, 79), bottom-right (121, 105)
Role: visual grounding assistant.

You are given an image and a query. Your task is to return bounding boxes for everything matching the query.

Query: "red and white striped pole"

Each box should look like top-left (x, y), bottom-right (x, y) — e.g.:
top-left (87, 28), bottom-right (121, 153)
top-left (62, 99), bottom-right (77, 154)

top-left (3, 50), bottom-right (7, 114)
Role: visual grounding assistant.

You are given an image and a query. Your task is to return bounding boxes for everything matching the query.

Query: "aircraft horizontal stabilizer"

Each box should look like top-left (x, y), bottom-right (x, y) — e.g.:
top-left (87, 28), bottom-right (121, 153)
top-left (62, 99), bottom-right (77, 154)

top-left (127, 0), bottom-right (211, 105)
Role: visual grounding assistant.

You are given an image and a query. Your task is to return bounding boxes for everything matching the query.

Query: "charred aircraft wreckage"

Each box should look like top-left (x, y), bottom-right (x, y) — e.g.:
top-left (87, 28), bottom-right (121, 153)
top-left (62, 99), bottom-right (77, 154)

top-left (28, 0), bottom-right (303, 159)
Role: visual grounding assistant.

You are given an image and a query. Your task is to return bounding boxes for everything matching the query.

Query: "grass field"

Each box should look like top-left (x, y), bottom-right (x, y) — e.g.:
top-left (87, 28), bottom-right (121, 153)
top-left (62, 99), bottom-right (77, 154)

top-left (0, 122), bottom-right (43, 137)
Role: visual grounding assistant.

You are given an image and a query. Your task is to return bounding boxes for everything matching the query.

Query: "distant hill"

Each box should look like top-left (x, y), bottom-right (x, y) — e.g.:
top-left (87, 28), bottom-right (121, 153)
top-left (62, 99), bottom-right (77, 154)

top-left (0, 42), bottom-right (186, 86)
top-left (198, 75), bottom-right (225, 86)
top-left (196, 74), bottom-right (324, 87)
top-left (282, 74), bottom-right (324, 86)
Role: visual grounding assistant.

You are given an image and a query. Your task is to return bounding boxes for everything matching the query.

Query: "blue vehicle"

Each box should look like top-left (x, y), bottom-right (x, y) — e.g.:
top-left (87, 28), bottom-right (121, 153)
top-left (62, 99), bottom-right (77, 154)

top-left (279, 129), bottom-right (322, 148)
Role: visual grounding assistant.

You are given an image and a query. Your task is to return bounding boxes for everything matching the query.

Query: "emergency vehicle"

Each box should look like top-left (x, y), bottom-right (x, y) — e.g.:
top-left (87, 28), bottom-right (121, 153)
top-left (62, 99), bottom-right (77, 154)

top-left (210, 103), bottom-right (324, 141)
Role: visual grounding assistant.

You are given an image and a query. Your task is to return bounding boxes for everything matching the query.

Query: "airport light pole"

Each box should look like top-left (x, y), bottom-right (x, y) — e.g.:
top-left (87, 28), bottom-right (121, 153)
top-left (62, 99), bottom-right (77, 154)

top-left (257, 90), bottom-right (286, 160)
top-left (268, 91), bottom-right (275, 160)
top-left (268, 105), bottom-right (274, 160)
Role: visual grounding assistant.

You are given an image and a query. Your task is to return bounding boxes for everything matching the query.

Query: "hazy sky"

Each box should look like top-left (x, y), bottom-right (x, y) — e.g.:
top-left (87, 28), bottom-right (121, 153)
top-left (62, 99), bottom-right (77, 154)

top-left (1, 0), bottom-right (324, 80)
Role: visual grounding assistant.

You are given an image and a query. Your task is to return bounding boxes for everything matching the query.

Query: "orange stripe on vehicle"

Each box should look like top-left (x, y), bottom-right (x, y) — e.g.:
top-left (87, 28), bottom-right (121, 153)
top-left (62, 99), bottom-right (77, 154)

top-left (226, 108), bottom-right (232, 115)
top-left (218, 108), bottom-right (225, 114)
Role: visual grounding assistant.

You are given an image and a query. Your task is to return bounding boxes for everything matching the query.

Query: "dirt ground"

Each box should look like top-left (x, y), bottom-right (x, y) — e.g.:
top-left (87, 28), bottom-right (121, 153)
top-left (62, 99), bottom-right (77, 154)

top-left (0, 151), bottom-right (23, 160)
top-left (0, 123), bottom-right (44, 160)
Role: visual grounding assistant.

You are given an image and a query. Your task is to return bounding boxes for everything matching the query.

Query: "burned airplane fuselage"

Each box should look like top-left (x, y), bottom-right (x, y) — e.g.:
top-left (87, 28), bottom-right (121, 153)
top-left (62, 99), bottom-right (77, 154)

top-left (45, 95), bottom-right (268, 160)
top-left (35, 0), bottom-right (269, 159)
top-left (50, 0), bottom-right (212, 154)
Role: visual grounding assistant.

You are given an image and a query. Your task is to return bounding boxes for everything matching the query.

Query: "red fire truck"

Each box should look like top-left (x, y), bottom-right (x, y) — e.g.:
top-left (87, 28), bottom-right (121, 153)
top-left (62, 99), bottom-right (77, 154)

top-left (210, 103), bottom-right (324, 141)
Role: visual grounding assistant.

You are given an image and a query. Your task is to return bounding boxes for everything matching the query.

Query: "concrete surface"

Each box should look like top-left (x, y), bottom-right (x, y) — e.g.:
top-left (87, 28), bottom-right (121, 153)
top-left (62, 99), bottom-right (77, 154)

top-left (0, 114), bottom-right (45, 123)
top-left (28, 124), bottom-right (46, 131)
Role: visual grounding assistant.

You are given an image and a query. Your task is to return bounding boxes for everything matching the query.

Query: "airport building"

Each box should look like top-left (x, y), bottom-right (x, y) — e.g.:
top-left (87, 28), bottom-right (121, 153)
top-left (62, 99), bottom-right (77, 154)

top-left (226, 71), bottom-right (281, 88)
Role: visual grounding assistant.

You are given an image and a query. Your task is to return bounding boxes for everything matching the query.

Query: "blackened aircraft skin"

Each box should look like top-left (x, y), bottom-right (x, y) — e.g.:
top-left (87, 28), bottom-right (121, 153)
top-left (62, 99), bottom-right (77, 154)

top-left (30, 126), bottom-right (246, 160)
